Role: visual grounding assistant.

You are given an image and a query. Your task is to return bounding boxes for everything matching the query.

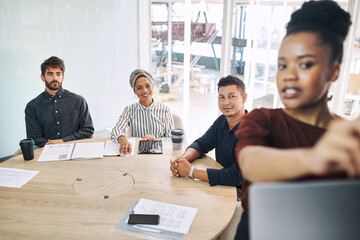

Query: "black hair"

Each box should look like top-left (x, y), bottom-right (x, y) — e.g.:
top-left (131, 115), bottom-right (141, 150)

top-left (217, 75), bottom-right (245, 94)
top-left (41, 56), bottom-right (65, 76)
top-left (286, 0), bottom-right (351, 64)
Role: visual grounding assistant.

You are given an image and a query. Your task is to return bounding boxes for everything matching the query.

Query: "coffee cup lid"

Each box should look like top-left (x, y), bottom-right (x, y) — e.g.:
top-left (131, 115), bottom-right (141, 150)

top-left (19, 138), bottom-right (34, 145)
top-left (171, 128), bottom-right (184, 135)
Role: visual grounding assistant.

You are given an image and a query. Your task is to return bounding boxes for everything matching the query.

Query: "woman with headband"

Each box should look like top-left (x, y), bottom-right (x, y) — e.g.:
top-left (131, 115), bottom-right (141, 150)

top-left (111, 69), bottom-right (174, 155)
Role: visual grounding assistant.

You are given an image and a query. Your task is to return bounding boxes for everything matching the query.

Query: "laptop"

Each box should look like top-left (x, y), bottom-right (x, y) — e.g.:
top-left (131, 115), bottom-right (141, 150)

top-left (138, 140), bottom-right (163, 154)
top-left (249, 180), bottom-right (360, 240)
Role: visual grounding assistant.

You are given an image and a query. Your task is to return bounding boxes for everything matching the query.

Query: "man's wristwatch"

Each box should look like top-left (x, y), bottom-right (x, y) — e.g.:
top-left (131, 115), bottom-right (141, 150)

top-left (188, 166), bottom-right (196, 179)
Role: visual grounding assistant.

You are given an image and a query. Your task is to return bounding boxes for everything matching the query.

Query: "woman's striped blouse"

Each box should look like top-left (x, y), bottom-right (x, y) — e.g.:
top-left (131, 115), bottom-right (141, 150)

top-left (111, 100), bottom-right (174, 141)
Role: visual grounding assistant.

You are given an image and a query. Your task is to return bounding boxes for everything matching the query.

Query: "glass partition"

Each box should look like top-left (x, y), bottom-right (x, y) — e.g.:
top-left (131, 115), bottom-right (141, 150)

top-left (340, 15), bottom-right (360, 119)
top-left (151, 1), bottom-right (224, 141)
top-left (231, 1), bottom-right (296, 110)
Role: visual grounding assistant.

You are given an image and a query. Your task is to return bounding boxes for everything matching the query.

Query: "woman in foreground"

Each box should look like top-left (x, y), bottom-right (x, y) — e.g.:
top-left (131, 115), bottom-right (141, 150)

top-left (234, 1), bottom-right (359, 239)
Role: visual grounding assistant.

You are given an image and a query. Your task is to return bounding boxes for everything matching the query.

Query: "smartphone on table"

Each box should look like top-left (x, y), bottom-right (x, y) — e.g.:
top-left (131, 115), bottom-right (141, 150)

top-left (128, 213), bottom-right (160, 225)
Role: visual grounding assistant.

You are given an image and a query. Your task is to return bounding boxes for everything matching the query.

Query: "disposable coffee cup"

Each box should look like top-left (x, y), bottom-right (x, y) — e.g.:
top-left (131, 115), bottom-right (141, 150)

top-left (19, 138), bottom-right (35, 161)
top-left (171, 128), bottom-right (184, 150)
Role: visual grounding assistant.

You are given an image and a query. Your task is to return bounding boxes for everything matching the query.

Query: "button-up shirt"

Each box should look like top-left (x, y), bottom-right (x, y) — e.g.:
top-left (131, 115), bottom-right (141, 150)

top-left (25, 88), bottom-right (94, 147)
top-left (111, 100), bottom-right (174, 141)
top-left (189, 114), bottom-right (244, 187)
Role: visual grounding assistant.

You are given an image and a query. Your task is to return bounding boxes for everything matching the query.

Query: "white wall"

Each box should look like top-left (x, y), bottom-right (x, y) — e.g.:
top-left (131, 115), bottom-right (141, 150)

top-left (0, 0), bottom-right (140, 157)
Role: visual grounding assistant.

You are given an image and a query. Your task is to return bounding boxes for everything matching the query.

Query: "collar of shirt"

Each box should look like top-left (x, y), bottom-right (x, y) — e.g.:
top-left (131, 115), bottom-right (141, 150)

top-left (224, 109), bottom-right (248, 133)
top-left (138, 99), bottom-right (157, 110)
top-left (229, 123), bottom-right (239, 133)
top-left (43, 88), bottom-right (65, 100)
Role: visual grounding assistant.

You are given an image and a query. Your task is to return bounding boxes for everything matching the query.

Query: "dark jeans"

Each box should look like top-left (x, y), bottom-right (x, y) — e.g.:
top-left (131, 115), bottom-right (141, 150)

top-left (234, 212), bottom-right (249, 240)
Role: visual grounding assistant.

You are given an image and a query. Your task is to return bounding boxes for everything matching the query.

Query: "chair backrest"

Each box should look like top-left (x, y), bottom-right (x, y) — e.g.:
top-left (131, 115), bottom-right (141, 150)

top-left (249, 180), bottom-right (360, 240)
top-left (172, 113), bottom-right (187, 145)
top-left (172, 113), bottom-right (183, 129)
top-left (13, 148), bottom-right (22, 157)
top-left (124, 113), bottom-right (185, 142)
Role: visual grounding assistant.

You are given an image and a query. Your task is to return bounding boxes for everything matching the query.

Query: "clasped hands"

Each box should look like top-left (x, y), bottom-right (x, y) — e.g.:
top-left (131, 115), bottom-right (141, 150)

top-left (170, 156), bottom-right (192, 177)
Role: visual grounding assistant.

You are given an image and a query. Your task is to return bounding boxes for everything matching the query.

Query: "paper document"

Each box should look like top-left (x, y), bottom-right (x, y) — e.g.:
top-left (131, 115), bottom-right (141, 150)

top-left (71, 142), bottom-right (104, 159)
top-left (104, 138), bottom-right (136, 157)
top-left (0, 167), bottom-right (39, 188)
top-left (38, 142), bottom-right (104, 162)
top-left (112, 201), bottom-right (183, 240)
top-left (131, 198), bottom-right (198, 234)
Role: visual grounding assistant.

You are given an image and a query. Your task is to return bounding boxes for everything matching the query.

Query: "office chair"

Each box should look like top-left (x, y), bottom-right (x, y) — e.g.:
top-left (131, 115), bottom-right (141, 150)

top-left (172, 113), bottom-right (187, 145)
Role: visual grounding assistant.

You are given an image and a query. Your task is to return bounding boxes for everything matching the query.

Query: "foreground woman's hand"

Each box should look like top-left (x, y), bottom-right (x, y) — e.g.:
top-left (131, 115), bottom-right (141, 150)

top-left (307, 117), bottom-right (360, 178)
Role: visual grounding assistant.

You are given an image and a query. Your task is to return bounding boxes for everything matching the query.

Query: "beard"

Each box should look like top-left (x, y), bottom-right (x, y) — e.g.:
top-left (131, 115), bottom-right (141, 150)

top-left (45, 80), bottom-right (62, 91)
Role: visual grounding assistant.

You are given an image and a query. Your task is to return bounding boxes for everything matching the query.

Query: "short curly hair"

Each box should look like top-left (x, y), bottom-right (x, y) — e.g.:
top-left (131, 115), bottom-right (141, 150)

top-left (41, 56), bottom-right (65, 76)
top-left (286, 0), bottom-right (351, 64)
top-left (217, 75), bottom-right (245, 94)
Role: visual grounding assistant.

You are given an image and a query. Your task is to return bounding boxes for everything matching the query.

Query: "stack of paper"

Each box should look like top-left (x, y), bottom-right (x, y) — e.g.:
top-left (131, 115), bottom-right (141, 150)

top-left (131, 198), bottom-right (198, 234)
top-left (112, 198), bottom-right (198, 239)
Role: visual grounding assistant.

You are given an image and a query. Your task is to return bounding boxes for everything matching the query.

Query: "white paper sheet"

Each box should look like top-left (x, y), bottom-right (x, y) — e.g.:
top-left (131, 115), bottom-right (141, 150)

top-left (0, 167), bottom-right (39, 188)
top-left (131, 198), bottom-right (198, 234)
top-left (71, 142), bottom-right (104, 159)
top-left (104, 138), bottom-right (136, 157)
top-left (38, 143), bottom-right (75, 162)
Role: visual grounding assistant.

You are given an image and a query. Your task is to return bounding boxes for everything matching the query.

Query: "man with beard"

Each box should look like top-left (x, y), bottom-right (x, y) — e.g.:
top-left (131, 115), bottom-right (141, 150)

top-left (25, 56), bottom-right (94, 148)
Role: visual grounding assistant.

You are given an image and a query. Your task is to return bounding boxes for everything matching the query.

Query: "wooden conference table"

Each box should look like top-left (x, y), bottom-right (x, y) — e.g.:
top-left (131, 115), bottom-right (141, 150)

top-left (0, 137), bottom-right (237, 239)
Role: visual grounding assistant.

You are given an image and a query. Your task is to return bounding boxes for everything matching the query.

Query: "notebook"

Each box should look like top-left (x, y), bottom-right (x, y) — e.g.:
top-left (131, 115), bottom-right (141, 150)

top-left (138, 140), bottom-right (163, 154)
top-left (38, 142), bottom-right (104, 162)
top-left (249, 180), bottom-right (360, 240)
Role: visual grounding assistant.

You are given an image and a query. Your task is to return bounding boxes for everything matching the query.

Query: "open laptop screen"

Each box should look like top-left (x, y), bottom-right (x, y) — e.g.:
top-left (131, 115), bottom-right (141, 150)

top-left (249, 180), bottom-right (360, 240)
